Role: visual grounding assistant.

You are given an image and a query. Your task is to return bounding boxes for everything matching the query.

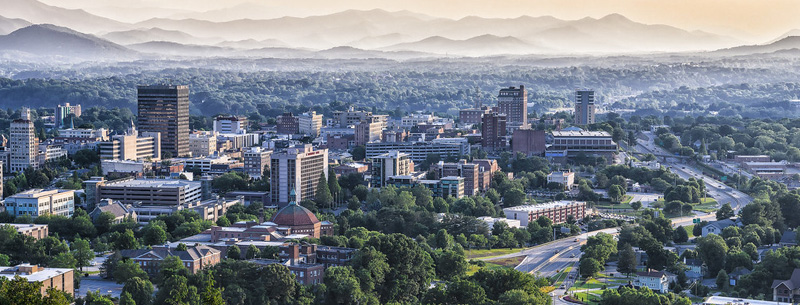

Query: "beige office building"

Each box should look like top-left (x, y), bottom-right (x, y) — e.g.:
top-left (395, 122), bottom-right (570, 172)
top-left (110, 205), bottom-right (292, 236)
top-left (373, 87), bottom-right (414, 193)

top-left (270, 145), bottom-right (328, 206)
top-left (99, 122), bottom-right (161, 161)
top-left (189, 132), bottom-right (218, 157)
top-left (299, 111), bottom-right (323, 137)
top-left (10, 108), bottom-right (38, 172)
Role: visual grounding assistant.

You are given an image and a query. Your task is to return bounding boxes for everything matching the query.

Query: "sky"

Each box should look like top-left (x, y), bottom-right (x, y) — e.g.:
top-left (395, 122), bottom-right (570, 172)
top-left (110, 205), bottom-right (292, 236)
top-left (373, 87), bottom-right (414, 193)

top-left (40, 0), bottom-right (800, 42)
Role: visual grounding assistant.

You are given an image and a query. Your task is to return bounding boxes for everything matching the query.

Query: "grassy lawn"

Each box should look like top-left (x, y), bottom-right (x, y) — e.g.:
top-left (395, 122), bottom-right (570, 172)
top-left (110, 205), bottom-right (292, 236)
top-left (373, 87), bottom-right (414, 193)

top-left (693, 197), bottom-right (719, 213)
top-left (571, 291), bottom-right (603, 305)
top-left (552, 267), bottom-right (573, 287)
top-left (685, 225), bottom-right (695, 237)
top-left (466, 248), bottom-right (526, 259)
top-left (594, 199), bottom-right (633, 210)
top-left (466, 256), bottom-right (524, 276)
top-left (569, 278), bottom-right (607, 291)
top-left (657, 197), bottom-right (718, 217)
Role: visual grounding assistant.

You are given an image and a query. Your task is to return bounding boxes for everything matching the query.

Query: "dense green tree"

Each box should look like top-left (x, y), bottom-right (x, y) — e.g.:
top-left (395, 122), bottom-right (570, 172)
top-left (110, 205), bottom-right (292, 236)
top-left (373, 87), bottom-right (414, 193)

top-left (113, 259), bottom-right (149, 284)
top-left (716, 269), bottom-right (729, 291)
top-left (120, 292), bottom-right (136, 305)
top-left (367, 233), bottom-right (434, 303)
top-left (94, 212), bottom-right (116, 234)
top-left (582, 232), bottom-right (617, 264)
top-left (122, 277), bottom-right (153, 305)
top-left (697, 234), bottom-right (729, 276)
top-left (503, 188), bottom-right (526, 207)
top-left (212, 172), bottom-right (250, 194)
top-left (580, 257), bottom-right (602, 278)
top-left (716, 203), bottom-right (735, 220)
top-left (324, 266), bottom-right (373, 305)
top-left (48, 252), bottom-right (77, 269)
top-left (673, 226), bottom-right (689, 243)
top-left (444, 279), bottom-right (488, 305)
top-left (498, 289), bottom-right (545, 305)
top-left (113, 229), bottom-right (140, 250)
top-left (315, 174), bottom-right (333, 208)
top-left (434, 249), bottom-right (468, 281)
top-left (199, 271), bottom-right (225, 305)
top-left (617, 243), bottom-right (637, 276)
top-left (142, 223), bottom-right (168, 246)
top-left (245, 244), bottom-right (260, 259)
top-left (227, 245), bottom-right (241, 260)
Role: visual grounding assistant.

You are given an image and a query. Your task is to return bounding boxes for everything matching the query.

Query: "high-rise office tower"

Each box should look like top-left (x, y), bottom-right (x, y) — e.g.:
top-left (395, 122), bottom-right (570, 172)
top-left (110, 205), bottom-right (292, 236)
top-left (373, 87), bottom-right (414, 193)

top-left (55, 103), bottom-right (81, 128)
top-left (370, 151), bottom-right (414, 187)
top-left (497, 85), bottom-right (528, 131)
top-left (270, 144), bottom-right (329, 206)
top-left (137, 85), bottom-right (190, 158)
top-left (481, 112), bottom-right (507, 150)
top-left (574, 90), bottom-right (596, 125)
top-left (10, 108), bottom-right (38, 172)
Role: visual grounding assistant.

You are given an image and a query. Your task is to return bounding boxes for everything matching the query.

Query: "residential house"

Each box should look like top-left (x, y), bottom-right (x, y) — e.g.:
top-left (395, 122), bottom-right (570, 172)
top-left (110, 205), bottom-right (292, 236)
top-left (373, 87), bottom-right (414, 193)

top-left (635, 271), bottom-right (673, 293)
top-left (728, 267), bottom-right (751, 287)
top-left (780, 230), bottom-right (797, 247)
top-left (701, 218), bottom-right (742, 237)
top-left (683, 258), bottom-right (705, 280)
top-left (772, 268), bottom-right (800, 303)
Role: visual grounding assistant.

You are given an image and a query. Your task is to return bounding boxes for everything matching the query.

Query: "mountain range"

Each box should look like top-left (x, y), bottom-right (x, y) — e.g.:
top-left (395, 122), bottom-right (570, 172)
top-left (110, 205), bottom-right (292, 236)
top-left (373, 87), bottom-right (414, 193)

top-left (0, 0), bottom-right (797, 60)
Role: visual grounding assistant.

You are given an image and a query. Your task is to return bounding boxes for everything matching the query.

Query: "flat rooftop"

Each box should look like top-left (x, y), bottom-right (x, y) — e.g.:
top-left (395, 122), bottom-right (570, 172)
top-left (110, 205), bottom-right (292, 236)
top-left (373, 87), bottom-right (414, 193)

top-left (108, 179), bottom-right (200, 188)
top-left (552, 130), bottom-right (611, 137)
top-left (504, 200), bottom-right (586, 212)
top-left (9, 189), bottom-right (73, 198)
top-left (0, 223), bottom-right (48, 231)
top-left (0, 265), bottom-right (72, 282)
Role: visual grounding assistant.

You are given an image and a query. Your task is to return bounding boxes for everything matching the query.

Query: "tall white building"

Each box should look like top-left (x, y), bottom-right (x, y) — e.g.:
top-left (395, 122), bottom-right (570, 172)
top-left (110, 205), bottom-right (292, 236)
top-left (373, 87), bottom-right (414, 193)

top-left (98, 121), bottom-right (161, 161)
top-left (213, 116), bottom-right (247, 134)
top-left (299, 111), bottom-right (323, 137)
top-left (9, 108), bottom-right (39, 172)
top-left (270, 144), bottom-right (328, 206)
top-left (370, 151), bottom-right (414, 187)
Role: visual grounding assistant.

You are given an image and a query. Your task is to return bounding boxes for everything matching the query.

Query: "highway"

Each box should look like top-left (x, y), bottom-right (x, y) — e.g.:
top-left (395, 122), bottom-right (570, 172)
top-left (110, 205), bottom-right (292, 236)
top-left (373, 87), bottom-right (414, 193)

top-left (510, 131), bottom-right (756, 304)
top-left (636, 131), bottom-right (754, 212)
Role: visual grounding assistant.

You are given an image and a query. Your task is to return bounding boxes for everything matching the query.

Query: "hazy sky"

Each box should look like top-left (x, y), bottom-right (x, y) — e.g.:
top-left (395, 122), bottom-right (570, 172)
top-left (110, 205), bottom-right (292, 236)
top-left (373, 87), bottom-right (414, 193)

top-left (41, 0), bottom-right (800, 41)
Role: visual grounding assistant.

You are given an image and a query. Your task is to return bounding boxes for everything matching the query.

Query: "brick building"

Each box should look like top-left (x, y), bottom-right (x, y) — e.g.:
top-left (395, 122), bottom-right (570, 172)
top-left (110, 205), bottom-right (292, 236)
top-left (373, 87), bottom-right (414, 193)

top-left (250, 242), bottom-right (356, 285)
top-left (512, 129), bottom-right (546, 156)
top-left (503, 201), bottom-right (587, 226)
top-left (120, 245), bottom-right (221, 275)
top-left (0, 264), bottom-right (73, 296)
top-left (0, 223), bottom-right (49, 240)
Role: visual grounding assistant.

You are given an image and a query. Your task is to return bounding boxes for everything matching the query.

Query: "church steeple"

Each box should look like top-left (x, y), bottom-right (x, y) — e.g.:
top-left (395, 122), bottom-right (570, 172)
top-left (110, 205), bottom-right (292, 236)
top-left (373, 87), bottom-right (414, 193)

top-left (289, 188), bottom-right (297, 206)
top-left (127, 118), bottom-right (137, 136)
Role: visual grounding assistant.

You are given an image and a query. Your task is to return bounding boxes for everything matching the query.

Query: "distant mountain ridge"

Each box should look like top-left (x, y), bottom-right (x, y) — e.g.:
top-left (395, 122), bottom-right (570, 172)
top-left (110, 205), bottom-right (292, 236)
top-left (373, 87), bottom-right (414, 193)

top-left (3, 0), bottom-right (798, 58)
top-left (712, 36), bottom-right (800, 56)
top-left (0, 15), bottom-right (31, 35)
top-left (0, 24), bottom-right (133, 58)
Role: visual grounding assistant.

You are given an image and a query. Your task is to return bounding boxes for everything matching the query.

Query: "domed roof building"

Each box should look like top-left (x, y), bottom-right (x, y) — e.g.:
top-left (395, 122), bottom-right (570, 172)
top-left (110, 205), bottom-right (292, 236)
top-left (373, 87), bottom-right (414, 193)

top-left (270, 189), bottom-right (333, 238)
